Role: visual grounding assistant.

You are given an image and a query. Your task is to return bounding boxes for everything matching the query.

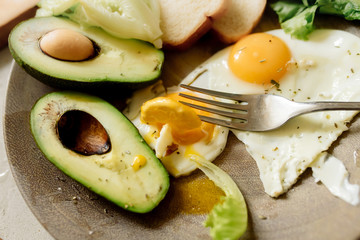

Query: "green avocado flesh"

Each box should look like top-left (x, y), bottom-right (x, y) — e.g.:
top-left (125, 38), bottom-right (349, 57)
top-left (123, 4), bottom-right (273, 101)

top-left (30, 91), bottom-right (169, 213)
top-left (9, 17), bottom-right (164, 90)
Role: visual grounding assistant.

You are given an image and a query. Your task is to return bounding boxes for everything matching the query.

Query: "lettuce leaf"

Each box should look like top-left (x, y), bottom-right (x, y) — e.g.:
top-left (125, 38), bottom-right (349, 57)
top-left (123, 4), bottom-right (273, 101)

top-left (281, 5), bottom-right (318, 40)
top-left (271, 0), bottom-right (360, 40)
top-left (36, 0), bottom-right (162, 48)
top-left (271, 1), bottom-right (309, 22)
top-left (37, 0), bottom-right (78, 16)
top-left (317, 0), bottom-right (360, 20)
top-left (190, 156), bottom-right (247, 240)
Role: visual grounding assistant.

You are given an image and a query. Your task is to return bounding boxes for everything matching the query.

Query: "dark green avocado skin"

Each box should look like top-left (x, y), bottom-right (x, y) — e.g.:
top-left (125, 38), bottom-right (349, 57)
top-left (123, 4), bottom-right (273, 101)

top-left (9, 48), bottom-right (161, 91)
top-left (8, 17), bottom-right (164, 91)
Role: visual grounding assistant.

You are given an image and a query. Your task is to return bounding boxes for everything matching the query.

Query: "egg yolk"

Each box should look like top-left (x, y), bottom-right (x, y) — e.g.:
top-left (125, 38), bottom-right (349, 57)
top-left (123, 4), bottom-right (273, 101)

top-left (228, 32), bottom-right (291, 84)
top-left (132, 155), bottom-right (147, 171)
top-left (140, 92), bottom-right (215, 145)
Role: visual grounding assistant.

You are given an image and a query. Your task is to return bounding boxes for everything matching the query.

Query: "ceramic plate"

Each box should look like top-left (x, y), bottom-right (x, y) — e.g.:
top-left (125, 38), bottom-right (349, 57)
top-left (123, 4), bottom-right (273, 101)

top-left (4, 8), bottom-right (360, 240)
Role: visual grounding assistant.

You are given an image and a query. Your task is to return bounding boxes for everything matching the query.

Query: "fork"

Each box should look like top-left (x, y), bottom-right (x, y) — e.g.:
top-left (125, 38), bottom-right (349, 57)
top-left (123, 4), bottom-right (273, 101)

top-left (179, 84), bottom-right (360, 132)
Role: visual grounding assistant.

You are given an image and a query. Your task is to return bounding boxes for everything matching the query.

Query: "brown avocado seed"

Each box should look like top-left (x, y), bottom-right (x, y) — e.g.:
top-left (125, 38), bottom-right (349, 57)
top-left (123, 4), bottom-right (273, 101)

top-left (57, 110), bottom-right (111, 156)
top-left (40, 28), bottom-right (95, 61)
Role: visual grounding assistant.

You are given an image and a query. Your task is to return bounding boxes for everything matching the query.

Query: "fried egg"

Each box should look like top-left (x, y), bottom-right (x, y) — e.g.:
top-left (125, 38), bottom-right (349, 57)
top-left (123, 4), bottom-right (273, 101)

top-left (124, 81), bottom-right (229, 177)
top-left (182, 29), bottom-right (360, 204)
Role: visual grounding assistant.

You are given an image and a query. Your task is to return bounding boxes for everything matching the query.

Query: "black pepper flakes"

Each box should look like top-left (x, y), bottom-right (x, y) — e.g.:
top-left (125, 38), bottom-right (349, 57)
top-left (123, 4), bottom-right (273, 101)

top-left (270, 79), bottom-right (280, 89)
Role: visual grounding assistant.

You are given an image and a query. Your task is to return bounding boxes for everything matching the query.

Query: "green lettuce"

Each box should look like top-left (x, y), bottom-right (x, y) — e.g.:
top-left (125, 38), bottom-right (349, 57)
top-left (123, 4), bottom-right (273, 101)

top-left (281, 5), bottom-right (318, 40)
top-left (190, 156), bottom-right (248, 240)
top-left (36, 0), bottom-right (163, 48)
top-left (317, 0), bottom-right (360, 19)
top-left (271, 0), bottom-right (360, 40)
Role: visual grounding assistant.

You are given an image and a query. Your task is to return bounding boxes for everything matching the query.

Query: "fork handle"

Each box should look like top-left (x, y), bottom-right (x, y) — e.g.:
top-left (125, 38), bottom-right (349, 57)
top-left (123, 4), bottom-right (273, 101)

top-left (297, 101), bottom-right (360, 115)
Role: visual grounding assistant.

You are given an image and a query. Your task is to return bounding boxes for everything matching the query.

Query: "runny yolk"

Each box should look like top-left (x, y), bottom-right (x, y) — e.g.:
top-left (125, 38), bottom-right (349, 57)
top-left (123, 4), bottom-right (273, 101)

top-left (228, 32), bottom-right (291, 85)
top-left (132, 155), bottom-right (147, 171)
top-left (140, 92), bottom-right (215, 145)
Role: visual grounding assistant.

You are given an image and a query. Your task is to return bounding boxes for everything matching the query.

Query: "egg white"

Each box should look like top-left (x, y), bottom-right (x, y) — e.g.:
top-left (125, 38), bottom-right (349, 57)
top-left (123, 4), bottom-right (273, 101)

top-left (182, 29), bottom-right (360, 201)
top-left (124, 81), bottom-right (229, 177)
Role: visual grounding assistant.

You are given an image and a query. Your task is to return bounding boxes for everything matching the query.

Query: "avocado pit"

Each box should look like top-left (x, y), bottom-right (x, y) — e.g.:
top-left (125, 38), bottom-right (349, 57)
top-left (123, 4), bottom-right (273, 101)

top-left (40, 28), bottom-right (95, 61)
top-left (57, 110), bottom-right (111, 155)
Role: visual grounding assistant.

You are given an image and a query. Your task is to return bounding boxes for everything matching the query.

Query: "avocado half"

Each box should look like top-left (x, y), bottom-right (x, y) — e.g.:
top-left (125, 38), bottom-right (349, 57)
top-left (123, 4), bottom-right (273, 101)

top-left (30, 91), bottom-right (169, 213)
top-left (9, 17), bottom-right (164, 90)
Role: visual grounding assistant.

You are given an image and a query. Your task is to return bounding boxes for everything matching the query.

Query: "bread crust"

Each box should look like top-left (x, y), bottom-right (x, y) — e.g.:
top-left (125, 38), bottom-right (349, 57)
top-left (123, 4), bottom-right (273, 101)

top-left (159, 0), bottom-right (229, 50)
top-left (212, 0), bottom-right (267, 44)
top-left (0, 4), bottom-right (37, 48)
top-left (162, 18), bottom-right (212, 50)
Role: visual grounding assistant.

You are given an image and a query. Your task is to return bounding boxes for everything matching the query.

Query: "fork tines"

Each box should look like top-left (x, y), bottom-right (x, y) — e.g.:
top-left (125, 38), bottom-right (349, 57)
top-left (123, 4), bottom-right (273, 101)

top-left (180, 84), bottom-right (249, 101)
top-left (179, 84), bottom-right (249, 128)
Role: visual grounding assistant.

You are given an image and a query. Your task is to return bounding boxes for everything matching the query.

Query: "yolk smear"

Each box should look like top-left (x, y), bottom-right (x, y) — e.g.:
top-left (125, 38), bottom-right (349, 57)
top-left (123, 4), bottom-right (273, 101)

top-left (132, 155), bottom-right (147, 171)
top-left (140, 92), bottom-right (215, 145)
top-left (161, 154), bottom-right (180, 176)
top-left (141, 96), bottom-right (202, 130)
top-left (184, 144), bottom-right (201, 160)
top-left (171, 128), bottom-right (206, 145)
top-left (167, 92), bottom-right (215, 144)
top-left (143, 128), bottom-right (160, 145)
top-left (170, 175), bottom-right (225, 214)
top-left (228, 32), bottom-right (291, 85)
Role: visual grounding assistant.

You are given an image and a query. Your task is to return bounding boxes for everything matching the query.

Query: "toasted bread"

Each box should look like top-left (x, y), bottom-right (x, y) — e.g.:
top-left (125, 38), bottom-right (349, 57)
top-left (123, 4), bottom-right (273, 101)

top-left (0, 0), bottom-right (38, 48)
top-left (212, 0), bottom-right (266, 44)
top-left (158, 0), bottom-right (229, 50)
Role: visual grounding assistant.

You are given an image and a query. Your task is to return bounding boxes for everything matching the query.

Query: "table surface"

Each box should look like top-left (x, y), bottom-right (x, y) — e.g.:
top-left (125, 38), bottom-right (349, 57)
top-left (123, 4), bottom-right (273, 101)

top-left (0, 46), bottom-right (52, 239)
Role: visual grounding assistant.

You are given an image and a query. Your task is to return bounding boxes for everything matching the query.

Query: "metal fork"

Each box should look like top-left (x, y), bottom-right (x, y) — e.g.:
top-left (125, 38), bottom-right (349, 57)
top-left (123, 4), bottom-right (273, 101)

top-left (179, 84), bottom-right (360, 132)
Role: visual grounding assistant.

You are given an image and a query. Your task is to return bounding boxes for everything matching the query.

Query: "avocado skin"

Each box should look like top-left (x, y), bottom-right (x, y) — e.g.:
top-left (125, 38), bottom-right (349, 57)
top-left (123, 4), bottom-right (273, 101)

top-left (9, 47), bottom-right (161, 91)
top-left (30, 91), bottom-right (169, 213)
top-left (10, 47), bottom-right (162, 92)
top-left (8, 17), bottom-right (164, 91)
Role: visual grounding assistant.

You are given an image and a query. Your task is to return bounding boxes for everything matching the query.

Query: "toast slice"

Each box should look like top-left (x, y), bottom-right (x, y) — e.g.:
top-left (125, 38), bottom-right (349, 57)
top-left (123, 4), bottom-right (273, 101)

top-left (212, 0), bottom-right (266, 44)
top-left (0, 0), bottom-right (39, 48)
top-left (158, 0), bottom-right (229, 50)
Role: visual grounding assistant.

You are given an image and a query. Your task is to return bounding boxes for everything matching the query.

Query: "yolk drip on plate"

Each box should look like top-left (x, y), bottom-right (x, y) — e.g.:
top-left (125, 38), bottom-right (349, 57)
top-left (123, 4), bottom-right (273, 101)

top-left (140, 92), bottom-right (215, 145)
top-left (169, 175), bottom-right (225, 214)
top-left (228, 32), bottom-right (291, 85)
